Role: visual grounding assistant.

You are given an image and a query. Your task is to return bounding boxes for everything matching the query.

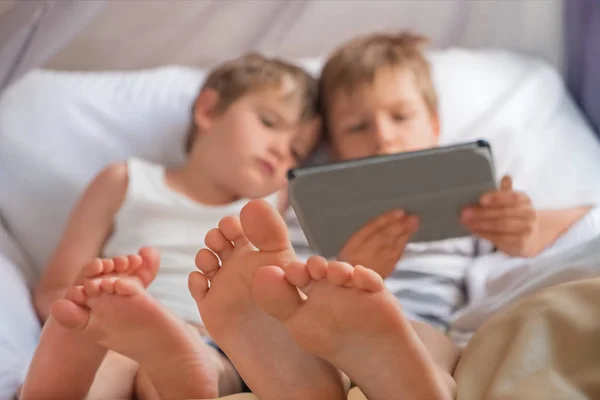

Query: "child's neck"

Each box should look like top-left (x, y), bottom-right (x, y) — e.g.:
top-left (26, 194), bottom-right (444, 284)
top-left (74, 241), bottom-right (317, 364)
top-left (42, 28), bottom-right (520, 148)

top-left (165, 161), bottom-right (240, 206)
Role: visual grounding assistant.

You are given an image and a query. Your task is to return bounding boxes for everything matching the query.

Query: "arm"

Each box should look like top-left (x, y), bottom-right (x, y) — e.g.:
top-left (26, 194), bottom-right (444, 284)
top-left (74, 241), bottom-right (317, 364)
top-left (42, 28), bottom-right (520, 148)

top-left (528, 206), bottom-right (593, 255)
top-left (462, 176), bottom-right (593, 258)
top-left (33, 163), bottom-right (128, 321)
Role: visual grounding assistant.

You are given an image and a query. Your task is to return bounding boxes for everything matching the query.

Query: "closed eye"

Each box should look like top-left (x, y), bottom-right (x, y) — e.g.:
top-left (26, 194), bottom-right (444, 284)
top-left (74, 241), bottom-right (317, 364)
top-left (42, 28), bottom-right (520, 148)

top-left (260, 115), bottom-right (275, 128)
top-left (346, 121), bottom-right (369, 133)
top-left (392, 113), bottom-right (409, 122)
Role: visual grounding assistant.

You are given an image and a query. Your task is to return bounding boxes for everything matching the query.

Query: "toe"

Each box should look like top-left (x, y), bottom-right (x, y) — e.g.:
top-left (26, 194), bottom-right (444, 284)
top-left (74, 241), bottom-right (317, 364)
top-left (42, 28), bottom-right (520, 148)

top-left (100, 278), bottom-right (116, 294)
top-left (127, 254), bottom-right (143, 271)
top-left (353, 265), bottom-right (385, 292)
top-left (195, 248), bottom-right (220, 280)
top-left (240, 199), bottom-right (291, 253)
top-left (83, 280), bottom-right (102, 297)
top-left (79, 259), bottom-right (104, 280)
top-left (252, 265), bottom-right (304, 322)
top-left (65, 286), bottom-right (87, 305)
top-left (137, 247), bottom-right (160, 287)
top-left (114, 278), bottom-right (144, 296)
top-left (102, 259), bottom-right (115, 274)
top-left (188, 271), bottom-right (210, 303)
top-left (51, 299), bottom-right (91, 331)
top-left (205, 228), bottom-right (234, 260)
top-left (218, 216), bottom-right (249, 247)
top-left (284, 261), bottom-right (312, 289)
top-left (306, 256), bottom-right (328, 281)
top-left (327, 262), bottom-right (354, 287)
top-left (113, 256), bottom-right (129, 273)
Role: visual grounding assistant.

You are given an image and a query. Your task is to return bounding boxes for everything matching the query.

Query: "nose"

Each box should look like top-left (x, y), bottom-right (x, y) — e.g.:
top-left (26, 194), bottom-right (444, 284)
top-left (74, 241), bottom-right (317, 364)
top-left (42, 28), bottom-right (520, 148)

top-left (373, 117), bottom-right (397, 155)
top-left (268, 135), bottom-right (290, 162)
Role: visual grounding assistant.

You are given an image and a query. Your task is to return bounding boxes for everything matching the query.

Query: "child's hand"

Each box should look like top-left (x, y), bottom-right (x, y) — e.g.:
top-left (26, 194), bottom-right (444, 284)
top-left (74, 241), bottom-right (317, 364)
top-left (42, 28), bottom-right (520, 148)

top-left (338, 210), bottom-right (418, 278)
top-left (461, 176), bottom-right (539, 257)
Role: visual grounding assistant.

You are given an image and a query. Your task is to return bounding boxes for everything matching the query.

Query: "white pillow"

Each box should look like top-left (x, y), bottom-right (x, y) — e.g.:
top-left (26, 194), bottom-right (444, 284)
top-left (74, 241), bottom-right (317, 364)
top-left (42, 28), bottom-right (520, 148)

top-left (431, 49), bottom-right (600, 209)
top-left (0, 67), bottom-right (203, 273)
top-left (1, 50), bottom-right (600, 276)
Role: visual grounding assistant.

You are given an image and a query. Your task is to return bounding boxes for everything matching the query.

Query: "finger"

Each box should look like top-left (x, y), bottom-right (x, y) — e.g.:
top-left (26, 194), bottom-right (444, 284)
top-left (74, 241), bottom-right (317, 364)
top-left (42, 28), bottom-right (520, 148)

top-left (346, 210), bottom-right (406, 246)
top-left (381, 216), bottom-right (418, 242)
top-left (462, 205), bottom-right (535, 222)
top-left (500, 175), bottom-right (512, 192)
top-left (378, 227), bottom-right (412, 257)
top-left (479, 191), bottom-right (530, 207)
top-left (468, 218), bottom-right (534, 235)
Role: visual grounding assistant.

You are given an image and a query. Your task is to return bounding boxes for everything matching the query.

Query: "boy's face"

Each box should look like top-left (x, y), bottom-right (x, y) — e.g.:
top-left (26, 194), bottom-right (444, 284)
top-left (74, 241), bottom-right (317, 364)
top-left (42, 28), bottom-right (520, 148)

top-left (327, 67), bottom-right (440, 161)
top-left (195, 85), bottom-right (320, 199)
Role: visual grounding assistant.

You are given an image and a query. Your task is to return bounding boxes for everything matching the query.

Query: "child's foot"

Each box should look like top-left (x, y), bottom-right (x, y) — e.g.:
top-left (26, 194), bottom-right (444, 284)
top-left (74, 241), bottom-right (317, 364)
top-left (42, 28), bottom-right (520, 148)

top-left (189, 199), bottom-right (346, 400)
top-left (51, 250), bottom-right (221, 399)
top-left (252, 258), bottom-right (456, 400)
top-left (20, 248), bottom-right (161, 400)
top-left (51, 247), bottom-right (160, 328)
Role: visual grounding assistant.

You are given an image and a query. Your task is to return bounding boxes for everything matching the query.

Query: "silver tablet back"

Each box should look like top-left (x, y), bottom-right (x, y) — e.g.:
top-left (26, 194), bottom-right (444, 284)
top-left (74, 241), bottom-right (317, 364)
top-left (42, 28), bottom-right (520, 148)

top-left (288, 141), bottom-right (496, 259)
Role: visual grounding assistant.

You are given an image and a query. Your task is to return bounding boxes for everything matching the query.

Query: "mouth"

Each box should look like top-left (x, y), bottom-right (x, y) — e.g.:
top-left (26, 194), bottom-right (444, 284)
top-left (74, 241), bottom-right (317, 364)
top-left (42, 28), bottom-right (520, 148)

top-left (256, 158), bottom-right (276, 177)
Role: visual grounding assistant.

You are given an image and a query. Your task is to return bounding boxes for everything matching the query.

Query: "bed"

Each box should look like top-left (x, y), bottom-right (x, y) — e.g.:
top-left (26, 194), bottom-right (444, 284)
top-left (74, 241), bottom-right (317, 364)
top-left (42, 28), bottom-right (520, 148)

top-left (1, 1), bottom-right (600, 399)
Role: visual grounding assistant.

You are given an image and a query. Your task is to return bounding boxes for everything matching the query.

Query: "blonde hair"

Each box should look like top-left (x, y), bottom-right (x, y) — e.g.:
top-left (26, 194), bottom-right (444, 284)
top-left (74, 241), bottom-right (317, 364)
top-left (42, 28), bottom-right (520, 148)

top-left (319, 32), bottom-right (438, 132)
top-left (186, 53), bottom-right (318, 153)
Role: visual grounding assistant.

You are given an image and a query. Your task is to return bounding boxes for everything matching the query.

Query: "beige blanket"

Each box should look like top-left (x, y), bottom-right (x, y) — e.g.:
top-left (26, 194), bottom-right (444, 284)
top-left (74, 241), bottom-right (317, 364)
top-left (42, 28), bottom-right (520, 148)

top-left (215, 277), bottom-right (600, 400)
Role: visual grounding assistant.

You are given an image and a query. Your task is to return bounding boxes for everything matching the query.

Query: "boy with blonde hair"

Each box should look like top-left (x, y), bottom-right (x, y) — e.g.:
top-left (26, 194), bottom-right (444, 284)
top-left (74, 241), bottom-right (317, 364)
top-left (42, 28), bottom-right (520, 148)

top-left (287, 31), bottom-right (589, 396)
top-left (239, 32), bottom-right (592, 399)
top-left (21, 53), bottom-right (340, 400)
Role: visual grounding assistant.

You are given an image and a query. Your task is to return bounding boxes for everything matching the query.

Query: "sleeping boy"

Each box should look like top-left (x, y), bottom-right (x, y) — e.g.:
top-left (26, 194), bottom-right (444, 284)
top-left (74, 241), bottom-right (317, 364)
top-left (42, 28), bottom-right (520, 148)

top-left (20, 53), bottom-right (332, 400)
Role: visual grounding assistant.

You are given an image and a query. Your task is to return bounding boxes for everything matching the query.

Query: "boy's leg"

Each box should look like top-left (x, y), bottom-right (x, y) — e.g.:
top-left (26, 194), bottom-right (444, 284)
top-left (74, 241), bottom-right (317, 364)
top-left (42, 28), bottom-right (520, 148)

top-left (189, 199), bottom-right (347, 400)
top-left (133, 324), bottom-right (244, 400)
top-left (253, 258), bottom-right (457, 400)
top-left (85, 351), bottom-right (139, 400)
top-left (51, 276), bottom-right (221, 399)
top-left (20, 250), bottom-right (159, 400)
top-left (409, 320), bottom-right (460, 374)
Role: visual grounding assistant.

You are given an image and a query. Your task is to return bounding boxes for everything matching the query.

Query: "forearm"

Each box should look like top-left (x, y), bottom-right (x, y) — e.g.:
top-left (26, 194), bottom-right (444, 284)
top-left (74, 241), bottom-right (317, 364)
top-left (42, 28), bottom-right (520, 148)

top-left (530, 205), bottom-right (593, 255)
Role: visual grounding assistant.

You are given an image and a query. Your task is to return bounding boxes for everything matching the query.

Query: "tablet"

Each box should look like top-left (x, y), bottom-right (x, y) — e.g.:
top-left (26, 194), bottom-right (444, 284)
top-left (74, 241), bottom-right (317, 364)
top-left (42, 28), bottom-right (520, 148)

top-left (288, 140), bottom-right (497, 259)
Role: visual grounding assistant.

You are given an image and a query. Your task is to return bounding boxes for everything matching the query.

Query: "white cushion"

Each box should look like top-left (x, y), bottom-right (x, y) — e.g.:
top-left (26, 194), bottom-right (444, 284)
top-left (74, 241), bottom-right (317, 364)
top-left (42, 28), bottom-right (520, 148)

top-left (0, 225), bottom-right (40, 398)
top-left (431, 49), bottom-right (600, 209)
top-left (0, 67), bottom-right (203, 274)
top-left (1, 50), bottom-right (600, 276)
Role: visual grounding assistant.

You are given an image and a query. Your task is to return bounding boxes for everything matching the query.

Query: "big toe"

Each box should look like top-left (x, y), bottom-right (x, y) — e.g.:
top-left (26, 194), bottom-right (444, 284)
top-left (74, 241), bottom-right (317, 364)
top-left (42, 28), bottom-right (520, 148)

top-left (240, 199), bottom-right (291, 253)
top-left (137, 247), bottom-right (160, 287)
top-left (252, 265), bottom-right (303, 322)
top-left (51, 299), bottom-right (91, 331)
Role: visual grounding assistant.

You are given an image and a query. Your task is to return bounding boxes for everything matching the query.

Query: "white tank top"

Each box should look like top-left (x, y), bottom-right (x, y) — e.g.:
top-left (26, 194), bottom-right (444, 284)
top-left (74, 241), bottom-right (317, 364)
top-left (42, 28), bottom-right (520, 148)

top-left (103, 157), bottom-right (278, 324)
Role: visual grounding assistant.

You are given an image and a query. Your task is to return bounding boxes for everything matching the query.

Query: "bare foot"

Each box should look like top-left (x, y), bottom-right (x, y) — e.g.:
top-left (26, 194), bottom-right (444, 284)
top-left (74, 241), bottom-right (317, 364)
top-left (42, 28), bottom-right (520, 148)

top-left (20, 248), bottom-right (160, 400)
top-left (252, 258), bottom-right (456, 400)
top-left (51, 252), bottom-right (221, 399)
top-left (189, 199), bottom-right (346, 400)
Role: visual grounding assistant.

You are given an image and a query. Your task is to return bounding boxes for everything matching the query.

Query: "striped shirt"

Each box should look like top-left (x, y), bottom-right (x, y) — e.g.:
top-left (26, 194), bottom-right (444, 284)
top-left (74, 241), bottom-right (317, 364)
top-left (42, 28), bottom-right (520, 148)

top-left (285, 208), bottom-right (492, 331)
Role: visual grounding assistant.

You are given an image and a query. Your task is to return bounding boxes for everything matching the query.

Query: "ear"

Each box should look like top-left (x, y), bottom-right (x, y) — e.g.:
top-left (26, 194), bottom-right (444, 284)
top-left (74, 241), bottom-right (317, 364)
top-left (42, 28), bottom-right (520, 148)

top-left (193, 89), bottom-right (220, 132)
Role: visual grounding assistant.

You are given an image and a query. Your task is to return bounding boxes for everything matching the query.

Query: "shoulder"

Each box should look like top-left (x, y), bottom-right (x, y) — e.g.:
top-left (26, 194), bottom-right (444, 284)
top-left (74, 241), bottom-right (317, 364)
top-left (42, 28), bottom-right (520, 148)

top-left (94, 162), bottom-right (129, 192)
top-left (82, 162), bottom-right (129, 212)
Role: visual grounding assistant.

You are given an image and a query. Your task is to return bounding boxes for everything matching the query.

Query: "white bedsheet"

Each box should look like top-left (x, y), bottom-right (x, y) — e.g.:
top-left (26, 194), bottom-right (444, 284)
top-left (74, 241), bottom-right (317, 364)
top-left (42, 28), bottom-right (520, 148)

top-left (0, 221), bottom-right (38, 399)
top-left (450, 206), bottom-right (600, 346)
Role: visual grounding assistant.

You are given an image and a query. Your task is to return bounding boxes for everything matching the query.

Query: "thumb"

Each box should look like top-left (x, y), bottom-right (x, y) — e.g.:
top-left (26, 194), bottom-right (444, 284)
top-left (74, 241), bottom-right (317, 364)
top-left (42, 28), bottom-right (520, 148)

top-left (500, 175), bottom-right (512, 192)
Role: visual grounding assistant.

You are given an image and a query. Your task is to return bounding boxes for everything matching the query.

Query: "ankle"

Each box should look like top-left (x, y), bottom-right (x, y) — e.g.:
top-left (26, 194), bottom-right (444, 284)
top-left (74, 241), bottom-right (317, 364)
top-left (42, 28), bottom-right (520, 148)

top-left (142, 351), bottom-right (219, 399)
